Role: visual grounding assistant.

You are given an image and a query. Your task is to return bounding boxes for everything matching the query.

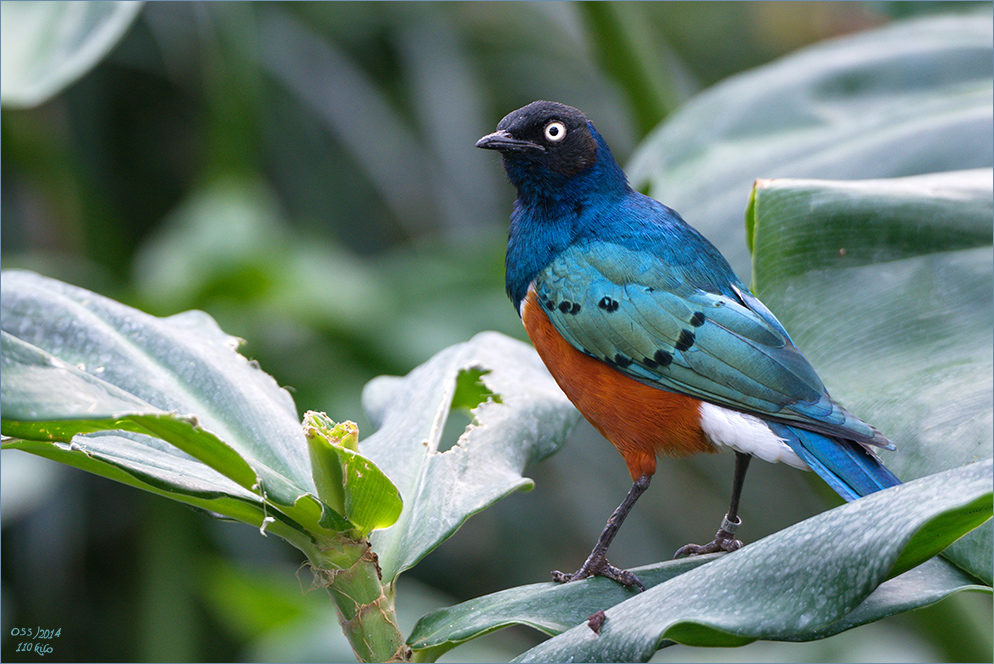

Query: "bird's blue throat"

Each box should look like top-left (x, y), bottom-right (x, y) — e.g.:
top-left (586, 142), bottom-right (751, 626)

top-left (503, 126), bottom-right (630, 309)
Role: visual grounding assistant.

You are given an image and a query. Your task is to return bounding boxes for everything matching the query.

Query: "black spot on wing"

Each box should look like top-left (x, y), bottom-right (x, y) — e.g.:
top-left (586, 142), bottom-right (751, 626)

top-left (653, 349), bottom-right (673, 367)
top-left (557, 300), bottom-right (581, 315)
top-left (612, 354), bottom-right (632, 368)
top-left (690, 311), bottom-right (706, 327)
top-left (675, 330), bottom-right (695, 352)
top-left (598, 296), bottom-right (620, 313)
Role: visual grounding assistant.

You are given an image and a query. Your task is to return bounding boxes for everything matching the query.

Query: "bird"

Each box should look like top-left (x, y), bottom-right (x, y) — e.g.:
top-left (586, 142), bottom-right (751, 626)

top-left (476, 100), bottom-right (901, 591)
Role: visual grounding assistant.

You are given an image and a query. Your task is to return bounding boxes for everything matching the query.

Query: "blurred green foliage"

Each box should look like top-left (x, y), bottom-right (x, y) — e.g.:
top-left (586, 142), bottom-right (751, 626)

top-left (2, 2), bottom-right (990, 662)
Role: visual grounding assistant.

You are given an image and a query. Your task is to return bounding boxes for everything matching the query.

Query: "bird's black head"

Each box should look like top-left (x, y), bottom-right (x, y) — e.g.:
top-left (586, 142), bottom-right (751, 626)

top-left (476, 101), bottom-right (599, 179)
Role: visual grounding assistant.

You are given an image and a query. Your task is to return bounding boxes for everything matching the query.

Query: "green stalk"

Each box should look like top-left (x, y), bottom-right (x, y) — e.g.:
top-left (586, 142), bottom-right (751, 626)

top-left (307, 536), bottom-right (409, 663)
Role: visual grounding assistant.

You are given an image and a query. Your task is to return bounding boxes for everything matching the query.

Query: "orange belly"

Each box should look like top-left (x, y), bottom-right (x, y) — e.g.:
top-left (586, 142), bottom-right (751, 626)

top-left (522, 288), bottom-right (715, 481)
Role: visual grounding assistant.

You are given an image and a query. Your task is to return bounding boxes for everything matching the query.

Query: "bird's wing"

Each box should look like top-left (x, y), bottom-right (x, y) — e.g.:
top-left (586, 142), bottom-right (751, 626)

top-left (535, 242), bottom-right (891, 449)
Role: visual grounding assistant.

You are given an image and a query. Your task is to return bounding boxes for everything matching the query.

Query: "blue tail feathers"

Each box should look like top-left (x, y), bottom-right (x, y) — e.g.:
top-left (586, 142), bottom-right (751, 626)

top-left (768, 422), bottom-right (901, 501)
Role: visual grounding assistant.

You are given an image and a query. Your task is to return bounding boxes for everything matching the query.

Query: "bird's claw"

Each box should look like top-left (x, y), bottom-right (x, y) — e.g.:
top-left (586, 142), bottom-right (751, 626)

top-left (673, 532), bottom-right (742, 558)
top-left (552, 554), bottom-right (646, 591)
top-left (674, 514), bottom-right (744, 558)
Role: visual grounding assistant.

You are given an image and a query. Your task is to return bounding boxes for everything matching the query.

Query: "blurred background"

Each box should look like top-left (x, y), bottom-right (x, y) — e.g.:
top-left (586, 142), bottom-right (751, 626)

top-left (2, 2), bottom-right (990, 662)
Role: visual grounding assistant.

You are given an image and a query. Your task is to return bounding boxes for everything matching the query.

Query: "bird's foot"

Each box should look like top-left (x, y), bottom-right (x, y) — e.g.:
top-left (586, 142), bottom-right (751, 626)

top-left (552, 553), bottom-right (645, 591)
top-left (673, 513), bottom-right (744, 558)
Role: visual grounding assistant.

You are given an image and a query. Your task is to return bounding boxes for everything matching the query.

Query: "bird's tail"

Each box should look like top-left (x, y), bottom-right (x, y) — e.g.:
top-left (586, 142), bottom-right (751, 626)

top-left (768, 423), bottom-right (901, 501)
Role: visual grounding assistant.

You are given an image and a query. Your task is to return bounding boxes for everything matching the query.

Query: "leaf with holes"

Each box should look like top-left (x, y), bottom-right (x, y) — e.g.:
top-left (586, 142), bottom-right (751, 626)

top-left (360, 332), bottom-right (580, 583)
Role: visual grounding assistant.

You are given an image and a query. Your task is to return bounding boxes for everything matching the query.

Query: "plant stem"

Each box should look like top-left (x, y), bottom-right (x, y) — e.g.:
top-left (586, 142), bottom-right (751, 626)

top-left (308, 536), bottom-right (409, 663)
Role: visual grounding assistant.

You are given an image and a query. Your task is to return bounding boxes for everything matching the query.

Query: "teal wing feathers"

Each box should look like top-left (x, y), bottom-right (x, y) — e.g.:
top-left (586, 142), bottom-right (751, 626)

top-left (534, 242), bottom-right (893, 450)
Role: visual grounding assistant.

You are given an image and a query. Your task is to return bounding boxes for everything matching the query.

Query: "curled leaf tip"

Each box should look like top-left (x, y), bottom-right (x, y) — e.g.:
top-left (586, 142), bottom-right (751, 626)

top-left (303, 411), bottom-right (359, 451)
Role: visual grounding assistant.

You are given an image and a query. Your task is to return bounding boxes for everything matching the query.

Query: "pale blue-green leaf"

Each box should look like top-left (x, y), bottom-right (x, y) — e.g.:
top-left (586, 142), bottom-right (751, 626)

top-left (0, 270), bottom-right (343, 536)
top-left (514, 461), bottom-right (991, 663)
top-left (748, 170), bottom-right (993, 582)
top-left (1, 330), bottom-right (257, 488)
top-left (627, 13), bottom-right (993, 279)
top-left (1, 1), bottom-right (143, 108)
top-left (362, 332), bottom-right (580, 583)
top-left (407, 556), bottom-right (714, 661)
top-left (1, 433), bottom-right (312, 550)
top-left (409, 555), bottom-right (985, 662)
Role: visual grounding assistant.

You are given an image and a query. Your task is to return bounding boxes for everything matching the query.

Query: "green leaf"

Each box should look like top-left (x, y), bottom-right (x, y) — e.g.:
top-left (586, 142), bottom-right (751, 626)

top-left (747, 170), bottom-right (993, 582)
top-left (303, 412), bottom-right (403, 539)
top-left (510, 461), bottom-right (990, 662)
top-left (1, 1), bottom-right (144, 108)
top-left (407, 464), bottom-right (990, 661)
top-left (361, 331), bottom-right (581, 583)
top-left (407, 556), bottom-right (715, 662)
top-left (0, 270), bottom-right (348, 539)
top-left (449, 367), bottom-right (503, 411)
top-left (2, 330), bottom-right (257, 489)
top-left (304, 413), bottom-right (352, 516)
top-left (627, 13), bottom-right (993, 279)
top-left (412, 555), bottom-right (986, 662)
top-left (1, 432), bottom-right (313, 550)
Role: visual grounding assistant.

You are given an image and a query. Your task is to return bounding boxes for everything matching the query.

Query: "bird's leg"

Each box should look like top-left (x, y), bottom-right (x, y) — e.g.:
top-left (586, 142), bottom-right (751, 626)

top-left (552, 474), bottom-right (651, 591)
top-left (674, 452), bottom-right (752, 558)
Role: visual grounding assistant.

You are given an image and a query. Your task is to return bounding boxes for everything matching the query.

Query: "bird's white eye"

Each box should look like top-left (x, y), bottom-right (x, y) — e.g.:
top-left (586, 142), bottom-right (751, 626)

top-left (544, 121), bottom-right (567, 143)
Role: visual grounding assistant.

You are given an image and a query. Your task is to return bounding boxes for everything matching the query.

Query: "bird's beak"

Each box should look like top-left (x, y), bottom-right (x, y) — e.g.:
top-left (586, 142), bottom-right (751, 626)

top-left (475, 130), bottom-right (544, 153)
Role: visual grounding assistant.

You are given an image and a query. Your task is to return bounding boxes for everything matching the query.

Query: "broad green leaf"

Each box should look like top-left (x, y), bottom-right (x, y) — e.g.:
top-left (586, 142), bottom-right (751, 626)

top-left (748, 170), bottom-right (993, 582)
top-left (512, 461), bottom-right (990, 663)
top-left (407, 556), bottom-right (715, 662)
top-left (410, 555), bottom-right (986, 661)
top-left (2, 330), bottom-right (257, 488)
top-left (627, 13), bottom-right (993, 279)
top-left (361, 331), bottom-right (581, 583)
top-left (1, 1), bottom-right (143, 108)
top-left (774, 557), bottom-right (988, 643)
top-left (1, 432), bottom-right (312, 550)
top-left (0, 270), bottom-right (346, 538)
